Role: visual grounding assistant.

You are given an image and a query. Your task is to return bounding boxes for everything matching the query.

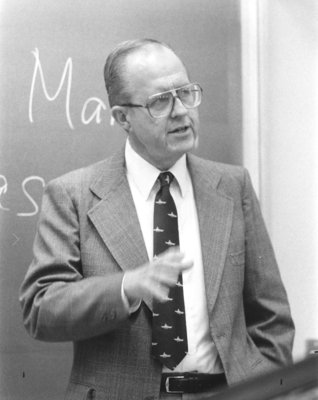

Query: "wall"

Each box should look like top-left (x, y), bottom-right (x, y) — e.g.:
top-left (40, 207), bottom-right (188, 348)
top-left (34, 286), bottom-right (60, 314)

top-left (0, 1), bottom-right (242, 399)
top-left (256, 0), bottom-right (318, 360)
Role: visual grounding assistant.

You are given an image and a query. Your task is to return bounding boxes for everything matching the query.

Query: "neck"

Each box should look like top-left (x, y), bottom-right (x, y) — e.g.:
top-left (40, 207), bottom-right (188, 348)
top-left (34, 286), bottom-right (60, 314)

top-left (128, 138), bottom-right (183, 171)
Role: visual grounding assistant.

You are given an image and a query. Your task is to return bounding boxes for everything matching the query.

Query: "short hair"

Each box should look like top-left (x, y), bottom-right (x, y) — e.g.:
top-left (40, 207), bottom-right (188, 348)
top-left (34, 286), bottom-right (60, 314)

top-left (103, 39), bottom-right (174, 107)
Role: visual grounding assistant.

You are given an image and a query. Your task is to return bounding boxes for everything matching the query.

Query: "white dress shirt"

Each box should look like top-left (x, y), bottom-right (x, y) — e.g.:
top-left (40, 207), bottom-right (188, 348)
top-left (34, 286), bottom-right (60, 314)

top-left (124, 139), bottom-right (223, 374)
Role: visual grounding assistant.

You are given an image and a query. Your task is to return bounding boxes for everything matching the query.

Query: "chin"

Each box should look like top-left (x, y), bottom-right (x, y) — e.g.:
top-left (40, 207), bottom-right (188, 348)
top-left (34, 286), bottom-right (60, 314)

top-left (173, 135), bottom-right (198, 154)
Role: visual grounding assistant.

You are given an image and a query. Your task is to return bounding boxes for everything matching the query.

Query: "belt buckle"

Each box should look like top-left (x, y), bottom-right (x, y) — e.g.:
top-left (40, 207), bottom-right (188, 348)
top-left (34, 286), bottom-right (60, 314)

top-left (165, 375), bottom-right (185, 394)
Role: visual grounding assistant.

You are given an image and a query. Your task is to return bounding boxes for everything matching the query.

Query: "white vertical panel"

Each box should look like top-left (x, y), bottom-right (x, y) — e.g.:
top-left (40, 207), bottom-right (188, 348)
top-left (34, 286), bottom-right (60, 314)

top-left (253, 0), bottom-right (318, 360)
top-left (240, 0), bottom-right (261, 198)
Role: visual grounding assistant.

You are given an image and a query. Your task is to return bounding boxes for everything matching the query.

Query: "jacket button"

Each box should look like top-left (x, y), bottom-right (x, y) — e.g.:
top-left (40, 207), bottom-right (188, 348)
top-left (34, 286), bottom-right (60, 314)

top-left (87, 388), bottom-right (96, 399)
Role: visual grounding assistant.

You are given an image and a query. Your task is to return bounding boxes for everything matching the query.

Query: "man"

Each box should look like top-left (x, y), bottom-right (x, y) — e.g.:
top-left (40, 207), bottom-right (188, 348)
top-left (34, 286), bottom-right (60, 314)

top-left (20, 39), bottom-right (294, 400)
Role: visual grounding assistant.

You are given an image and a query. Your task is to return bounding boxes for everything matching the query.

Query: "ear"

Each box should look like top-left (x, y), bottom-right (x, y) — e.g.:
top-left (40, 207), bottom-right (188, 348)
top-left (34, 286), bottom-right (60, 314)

top-left (111, 106), bottom-right (131, 133)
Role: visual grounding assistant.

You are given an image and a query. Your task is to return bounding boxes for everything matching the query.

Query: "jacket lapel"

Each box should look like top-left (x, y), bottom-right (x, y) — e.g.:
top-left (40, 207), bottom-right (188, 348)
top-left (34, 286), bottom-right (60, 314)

top-left (188, 155), bottom-right (234, 313)
top-left (87, 149), bottom-right (152, 309)
top-left (87, 150), bottom-right (234, 313)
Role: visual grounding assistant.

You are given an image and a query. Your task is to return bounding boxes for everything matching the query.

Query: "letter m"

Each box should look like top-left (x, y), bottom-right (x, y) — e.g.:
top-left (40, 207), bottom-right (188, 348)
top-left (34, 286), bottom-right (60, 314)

top-left (29, 48), bottom-right (74, 129)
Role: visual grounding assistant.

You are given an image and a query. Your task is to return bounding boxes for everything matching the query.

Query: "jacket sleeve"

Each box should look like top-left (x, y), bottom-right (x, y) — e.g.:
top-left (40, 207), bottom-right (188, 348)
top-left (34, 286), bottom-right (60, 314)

top-left (19, 177), bottom-right (129, 342)
top-left (242, 169), bottom-right (295, 367)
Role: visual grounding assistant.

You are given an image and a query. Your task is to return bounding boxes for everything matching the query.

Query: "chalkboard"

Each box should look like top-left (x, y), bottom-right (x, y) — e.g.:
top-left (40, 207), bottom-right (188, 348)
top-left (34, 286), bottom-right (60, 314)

top-left (0, 1), bottom-right (242, 398)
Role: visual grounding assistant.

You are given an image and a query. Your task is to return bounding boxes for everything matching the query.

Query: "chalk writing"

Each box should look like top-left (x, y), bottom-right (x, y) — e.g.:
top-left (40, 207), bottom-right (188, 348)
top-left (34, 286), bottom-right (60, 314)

top-left (0, 175), bottom-right (10, 211)
top-left (29, 48), bottom-right (109, 129)
top-left (0, 175), bottom-right (45, 217)
top-left (12, 233), bottom-right (20, 246)
top-left (17, 176), bottom-right (45, 217)
top-left (81, 97), bottom-right (107, 125)
top-left (29, 48), bottom-right (74, 129)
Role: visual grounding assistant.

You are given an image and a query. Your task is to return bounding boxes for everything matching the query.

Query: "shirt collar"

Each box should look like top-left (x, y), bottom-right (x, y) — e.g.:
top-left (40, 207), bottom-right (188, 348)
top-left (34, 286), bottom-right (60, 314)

top-left (125, 139), bottom-right (189, 200)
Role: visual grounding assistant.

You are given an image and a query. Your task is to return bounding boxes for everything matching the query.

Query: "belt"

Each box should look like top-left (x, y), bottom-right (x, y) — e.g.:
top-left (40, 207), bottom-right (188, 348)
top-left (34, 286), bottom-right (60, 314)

top-left (160, 372), bottom-right (227, 394)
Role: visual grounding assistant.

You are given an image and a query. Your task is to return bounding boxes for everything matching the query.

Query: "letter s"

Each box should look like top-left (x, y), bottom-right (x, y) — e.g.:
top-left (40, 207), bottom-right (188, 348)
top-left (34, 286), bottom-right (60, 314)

top-left (17, 176), bottom-right (45, 217)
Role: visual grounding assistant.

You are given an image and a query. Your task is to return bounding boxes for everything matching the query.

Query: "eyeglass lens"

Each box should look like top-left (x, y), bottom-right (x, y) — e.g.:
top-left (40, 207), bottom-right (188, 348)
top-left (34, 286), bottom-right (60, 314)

top-left (148, 84), bottom-right (201, 118)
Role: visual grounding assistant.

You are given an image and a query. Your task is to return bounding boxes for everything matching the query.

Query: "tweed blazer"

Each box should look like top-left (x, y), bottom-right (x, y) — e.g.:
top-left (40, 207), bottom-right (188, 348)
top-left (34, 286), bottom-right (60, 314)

top-left (19, 148), bottom-right (294, 400)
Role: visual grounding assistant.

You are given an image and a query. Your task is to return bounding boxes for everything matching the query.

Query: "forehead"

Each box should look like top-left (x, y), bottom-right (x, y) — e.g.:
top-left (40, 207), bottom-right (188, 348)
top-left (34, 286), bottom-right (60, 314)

top-left (124, 45), bottom-right (189, 96)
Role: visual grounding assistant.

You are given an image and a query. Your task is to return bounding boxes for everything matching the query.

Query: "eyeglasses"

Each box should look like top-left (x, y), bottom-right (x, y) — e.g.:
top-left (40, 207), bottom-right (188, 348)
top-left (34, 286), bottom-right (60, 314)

top-left (119, 83), bottom-right (202, 119)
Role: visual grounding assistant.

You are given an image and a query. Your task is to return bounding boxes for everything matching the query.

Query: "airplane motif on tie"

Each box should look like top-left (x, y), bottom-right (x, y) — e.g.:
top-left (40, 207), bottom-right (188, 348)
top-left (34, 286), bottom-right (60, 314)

top-left (152, 171), bottom-right (188, 368)
top-left (156, 199), bottom-right (166, 205)
top-left (168, 212), bottom-right (177, 218)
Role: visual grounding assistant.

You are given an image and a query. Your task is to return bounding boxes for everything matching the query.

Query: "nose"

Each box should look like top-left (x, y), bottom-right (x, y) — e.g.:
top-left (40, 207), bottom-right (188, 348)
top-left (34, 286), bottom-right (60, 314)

top-left (170, 96), bottom-right (188, 118)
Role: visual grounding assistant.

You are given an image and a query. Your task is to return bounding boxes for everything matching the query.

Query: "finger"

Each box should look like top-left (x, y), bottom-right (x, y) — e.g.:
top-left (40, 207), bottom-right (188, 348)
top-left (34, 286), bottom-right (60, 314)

top-left (155, 272), bottom-right (178, 287)
top-left (152, 259), bottom-right (193, 284)
top-left (153, 263), bottom-right (193, 291)
top-left (161, 257), bottom-right (193, 273)
top-left (155, 251), bottom-right (194, 269)
top-left (177, 257), bottom-right (193, 270)
top-left (150, 283), bottom-right (170, 303)
top-left (154, 247), bottom-right (184, 262)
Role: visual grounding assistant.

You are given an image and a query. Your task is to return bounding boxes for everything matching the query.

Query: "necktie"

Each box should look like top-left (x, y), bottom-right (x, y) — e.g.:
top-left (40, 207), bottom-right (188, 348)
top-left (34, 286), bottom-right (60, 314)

top-left (151, 172), bottom-right (188, 370)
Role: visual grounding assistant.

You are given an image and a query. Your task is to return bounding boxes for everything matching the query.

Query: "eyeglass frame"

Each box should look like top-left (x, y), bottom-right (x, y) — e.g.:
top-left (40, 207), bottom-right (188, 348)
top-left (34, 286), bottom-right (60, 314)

top-left (117, 82), bottom-right (203, 119)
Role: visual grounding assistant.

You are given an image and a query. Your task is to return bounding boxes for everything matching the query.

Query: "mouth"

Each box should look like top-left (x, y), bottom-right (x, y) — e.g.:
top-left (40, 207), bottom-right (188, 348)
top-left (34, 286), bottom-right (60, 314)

top-left (168, 125), bottom-right (190, 134)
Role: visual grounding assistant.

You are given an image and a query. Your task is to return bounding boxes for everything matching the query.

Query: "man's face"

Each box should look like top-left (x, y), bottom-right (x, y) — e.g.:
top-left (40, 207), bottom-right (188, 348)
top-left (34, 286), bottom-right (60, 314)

top-left (123, 45), bottom-right (200, 170)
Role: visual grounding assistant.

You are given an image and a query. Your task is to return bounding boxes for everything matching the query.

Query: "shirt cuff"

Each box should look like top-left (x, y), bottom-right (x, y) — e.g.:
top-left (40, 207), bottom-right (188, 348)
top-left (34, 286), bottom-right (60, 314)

top-left (121, 273), bottom-right (141, 313)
